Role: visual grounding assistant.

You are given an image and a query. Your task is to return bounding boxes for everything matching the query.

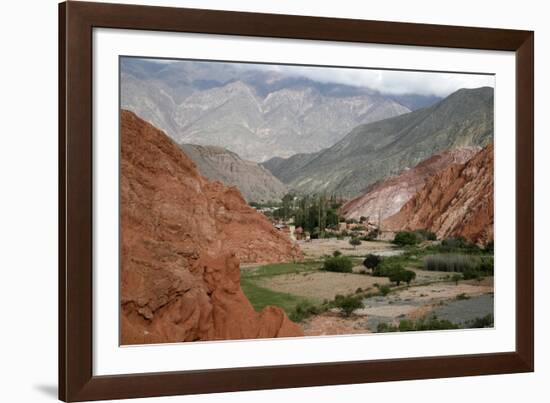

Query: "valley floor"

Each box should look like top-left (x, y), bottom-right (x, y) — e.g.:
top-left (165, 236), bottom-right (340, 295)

top-left (241, 239), bottom-right (494, 336)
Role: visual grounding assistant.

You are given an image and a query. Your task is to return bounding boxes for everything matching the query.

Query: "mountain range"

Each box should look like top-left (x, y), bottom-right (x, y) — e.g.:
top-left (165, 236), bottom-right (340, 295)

top-left (262, 87), bottom-right (494, 197)
top-left (179, 143), bottom-right (287, 203)
top-left (120, 58), bottom-right (435, 162)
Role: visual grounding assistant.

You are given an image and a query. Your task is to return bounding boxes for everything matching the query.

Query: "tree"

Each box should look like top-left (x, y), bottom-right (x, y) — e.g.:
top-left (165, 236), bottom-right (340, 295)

top-left (323, 255), bottom-right (353, 273)
top-left (363, 254), bottom-right (381, 270)
top-left (388, 268), bottom-right (416, 286)
top-left (402, 269), bottom-right (416, 285)
top-left (349, 237), bottom-right (361, 249)
top-left (393, 231), bottom-right (420, 246)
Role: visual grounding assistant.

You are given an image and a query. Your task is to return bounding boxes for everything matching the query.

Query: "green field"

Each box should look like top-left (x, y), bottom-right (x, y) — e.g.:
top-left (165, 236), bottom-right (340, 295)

top-left (240, 262), bottom-right (321, 315)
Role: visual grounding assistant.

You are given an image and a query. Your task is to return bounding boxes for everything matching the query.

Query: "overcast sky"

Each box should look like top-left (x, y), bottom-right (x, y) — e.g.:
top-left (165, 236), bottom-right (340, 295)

top-left (241, 63), bottom-right (494, 97)
top-left (148, 58), bottom-right (495, 97)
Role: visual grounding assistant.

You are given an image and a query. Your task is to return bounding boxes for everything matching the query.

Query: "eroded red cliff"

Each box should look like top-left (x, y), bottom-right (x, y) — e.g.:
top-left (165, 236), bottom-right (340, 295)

top-left (382, 144), bottom-right (494, 244)
top-left (120, 110), bottom-right (303, 345)
top-left (341, 148), bottom-right (480, 222)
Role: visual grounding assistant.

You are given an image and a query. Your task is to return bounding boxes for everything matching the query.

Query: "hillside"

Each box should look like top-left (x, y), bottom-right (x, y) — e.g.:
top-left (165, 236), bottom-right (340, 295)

top-left (180, 144), bottom-right (287, 203)
top-left (120, 110), bottom-right (303, 344)
top-left (121, 58), bottom-right (411, 162)
top-left (263, 87), bottom-right (493, 197)
top-left (382, 144), bottom-right (494, 244)
top-left (341, 147), bottom-right (480, 222)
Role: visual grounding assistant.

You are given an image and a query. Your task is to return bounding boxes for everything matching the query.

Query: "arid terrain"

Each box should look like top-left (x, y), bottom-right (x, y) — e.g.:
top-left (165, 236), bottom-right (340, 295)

top-left (241, 240), bottom-right (493, 336)
top-left (120, 59), bottom-right (495, 343)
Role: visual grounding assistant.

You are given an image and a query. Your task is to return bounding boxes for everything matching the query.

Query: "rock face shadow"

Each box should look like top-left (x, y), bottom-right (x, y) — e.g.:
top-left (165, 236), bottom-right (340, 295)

top-left (34, 384), bottom-right (58, 399)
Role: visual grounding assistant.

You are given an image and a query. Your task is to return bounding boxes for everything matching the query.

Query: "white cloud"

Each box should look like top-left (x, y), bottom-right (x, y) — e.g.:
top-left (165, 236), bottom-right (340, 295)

top-left (248, 63), bottom-right (494, 97)
top-left (140, 57), bottom-right (494, 97)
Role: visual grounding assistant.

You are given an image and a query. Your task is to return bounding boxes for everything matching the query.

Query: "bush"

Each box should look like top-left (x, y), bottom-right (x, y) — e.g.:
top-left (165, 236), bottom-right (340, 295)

top-left (484, 240), bottom-right (494, 254)
top-left (377, 317), bottom-right (459, 332)
top-left (393, 231), bottom-right (420, 246)
top-left (423, 254), bottom-right (477, 272)
top-left (451, 273), bottom-right (463, 285)
top-left (462, 268), bottom-right (484, 281)
top-left (349, 237), bottom-right (362, 248)
top-left (414, 229), bottom-right (437, 241)
top-left (323, 255), bottom-right (353, 273)
top-left (332, 250), bottom-right (342, 257)
top-left (378, 285), bottom-right (391, 296)
top-left (467, 314), bottom-right (494, 328)
top-left (477, 256), bottom-right (494, 275)
top-left (333, 294), bottom-right (364, 316)
top-left (363, 254), bottom-right (381, 269)
top-left (366, 228), bottom-right (380, 240)
top-left (289, 301), bottom-right (323, 322)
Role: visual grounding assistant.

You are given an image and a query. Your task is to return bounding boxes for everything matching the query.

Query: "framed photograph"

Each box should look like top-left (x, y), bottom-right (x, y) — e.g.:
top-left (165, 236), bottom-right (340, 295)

top-left (59, 1), bottom-right (534, 401)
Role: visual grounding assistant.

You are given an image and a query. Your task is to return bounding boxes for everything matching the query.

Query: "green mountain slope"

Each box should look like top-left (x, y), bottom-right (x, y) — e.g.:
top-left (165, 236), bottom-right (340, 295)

top-left (262, 87), bottom-right (493, 197)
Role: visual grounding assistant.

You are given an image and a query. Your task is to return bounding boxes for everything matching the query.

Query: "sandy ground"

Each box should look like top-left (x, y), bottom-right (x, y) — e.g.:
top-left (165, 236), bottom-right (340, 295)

top-left (297, 239), bottom-right (401, 259)
top-left (257, 271), bottom-right (391, 300)
top-left (356, 280), bottom-right (493, 323)
top-left (302, 312), bottom-right (370, 336)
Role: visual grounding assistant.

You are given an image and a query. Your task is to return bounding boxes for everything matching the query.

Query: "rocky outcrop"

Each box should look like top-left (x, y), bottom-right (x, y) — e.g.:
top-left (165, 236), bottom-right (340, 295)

top-left (382, 144), bottom-right (494, 244)
top-left (120, 110), bottom-right (303, 345)
top-left (341, 147), bottom-right (480, 222)
top-left (180, 143), bottom-right (288, 203)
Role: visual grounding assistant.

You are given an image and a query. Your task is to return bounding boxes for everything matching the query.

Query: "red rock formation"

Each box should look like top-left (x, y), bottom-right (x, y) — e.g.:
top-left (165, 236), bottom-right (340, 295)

top-left (341, 147), bottom-right (479, 222)
top-left (120, 110), bottom-right (303, 345)
top-left (382, 144), bottom-right (493, 244)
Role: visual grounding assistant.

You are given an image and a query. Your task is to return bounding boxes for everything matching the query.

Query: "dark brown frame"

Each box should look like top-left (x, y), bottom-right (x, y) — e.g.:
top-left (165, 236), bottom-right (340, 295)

top-left (59, 1), bottom-right (534, 401)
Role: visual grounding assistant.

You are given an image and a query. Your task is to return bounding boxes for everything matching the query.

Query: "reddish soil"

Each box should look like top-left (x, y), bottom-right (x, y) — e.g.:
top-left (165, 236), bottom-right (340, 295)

top-left (120, 110), bottom-right (303, 345)
top-left (383, 144), bottom-right (494, 244)
top-left (341, 147), bottom-right (479, 222)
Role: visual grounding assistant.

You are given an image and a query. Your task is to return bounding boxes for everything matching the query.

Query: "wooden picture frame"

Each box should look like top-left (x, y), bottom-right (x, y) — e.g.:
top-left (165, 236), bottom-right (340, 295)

top-left (59, 1), bottom-right (534, 401)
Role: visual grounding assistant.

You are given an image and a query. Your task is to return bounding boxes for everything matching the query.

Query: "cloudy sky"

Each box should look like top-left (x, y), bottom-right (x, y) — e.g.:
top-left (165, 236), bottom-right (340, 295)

top-left (253, 64), bottom-right (494, 97)
top-left (148, 58), bottom-right (494, 98)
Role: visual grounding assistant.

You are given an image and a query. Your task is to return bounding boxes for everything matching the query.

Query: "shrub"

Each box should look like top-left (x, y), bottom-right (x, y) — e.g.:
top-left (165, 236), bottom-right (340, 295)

top-left (363, 254), bottom-right (381, 270)
top-left (377, 318), bottom-right (459, 332)
top-left (332, 250), bottom-right (342, 257)
top-left (349, 237), bottom-right (362, 249)
top-left (414, 229), bottom-right (437, 241)
top-left (476, 256), bottom-right (494, 275)
top-left (323, 255), bottom-right (353, 273)
top-left (289, 301), bottom-right (322, 322)
top-left (484, 240), bottom-right (494, 254)
top-left (451, 273), bottom-right (463, 285)
top-left (366, 228), bottom-right (380, 240)
top-left (333, 294), bottom-right (364, 316)
top-left (393, 231), bottom-right (420, 246)
top-left (378, 285), bottom-right (391, 296)
top-left (467, 314), bottom-right (494, 328)
top-left (423, 254), bottom-right (477, 272)
top-left (462, 268), bottom-right (484, 281)
top-left (402, 269), bottom-right (416, 285)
